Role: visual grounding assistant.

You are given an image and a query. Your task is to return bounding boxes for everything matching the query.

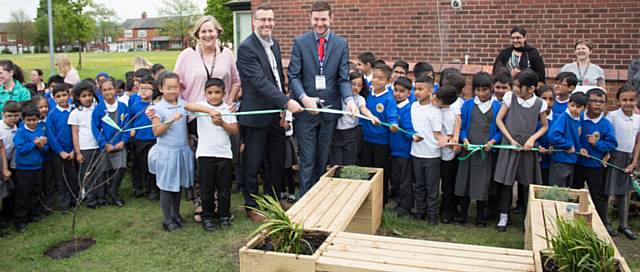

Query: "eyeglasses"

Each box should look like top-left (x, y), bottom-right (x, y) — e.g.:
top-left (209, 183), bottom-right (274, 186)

top-left (555, 81), bottom-right (569, 87)
top-left (254, 17), bottom-right (274, 23)
top-left (139, 86), bottom-right (153, 91)
top-left (588, 99), bottom-right (606, 104)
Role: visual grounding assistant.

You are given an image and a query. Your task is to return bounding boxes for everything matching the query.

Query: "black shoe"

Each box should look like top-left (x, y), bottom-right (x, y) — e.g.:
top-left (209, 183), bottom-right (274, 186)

top-left (202, 219), bottom-right (218, 232)
top-left (513, 206), bottom-right (524, 215)
top-left (174, 215), bottom-right (185, 227)
top-left (220, 217), bottom-right (232, 227)
top-left (605, 224), bottom-right (617, 237)
top-left (86, 203), bottom-right (97, 209)
top-left (496, 224), bottom-right (507, 232)
top-left (112, 199), bottom-right (125, 207)
top-left (393, 207), bottom-right (412, 217)
top-left (441, 216), bottom-right (452, 224)
top-left (453, 215), bottom-right (467, 225)
top-left (412, 213), bottom-right (426, 221)
top-left (97, 200), bottom-right (108, 207)
top-left (15, 222), bottom-right (26, 233)
top-left (427, 214), bottom-right (438, 225)
top-left (133, 190), bottom-right (144, 198)
top-left (475, 217), bottom-right (487, 228)
top-left (618, 227), bottom-right (637, 240)
top-left (29, 215), bottom-right (43, 223)
top-left (149, 191), bottom-right (159, 201)
top-left (163, 221), bottom-right (180, 232)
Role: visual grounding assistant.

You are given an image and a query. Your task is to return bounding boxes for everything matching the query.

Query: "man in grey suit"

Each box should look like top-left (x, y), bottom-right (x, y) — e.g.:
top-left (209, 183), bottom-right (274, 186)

top-left (288, 1), bottom-right (359, 196)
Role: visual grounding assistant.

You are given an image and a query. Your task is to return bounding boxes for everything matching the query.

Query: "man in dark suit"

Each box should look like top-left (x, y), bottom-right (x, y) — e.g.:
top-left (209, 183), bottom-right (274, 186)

top-left (236, 4), bottom-right (303, 221)
top-left (288, 1), bottom-right (359, 196)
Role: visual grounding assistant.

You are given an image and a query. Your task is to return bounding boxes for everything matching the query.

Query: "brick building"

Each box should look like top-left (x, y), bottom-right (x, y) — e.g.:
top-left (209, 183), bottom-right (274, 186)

top-left (115, 12), bottom-right (187, 51)
top-left (250, 0), bottom-right (640, 90)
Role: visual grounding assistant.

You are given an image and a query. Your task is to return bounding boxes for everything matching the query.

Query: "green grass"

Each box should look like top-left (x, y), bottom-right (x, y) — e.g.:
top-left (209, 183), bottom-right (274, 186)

top-left (6, 51), bottom-right (182, 81)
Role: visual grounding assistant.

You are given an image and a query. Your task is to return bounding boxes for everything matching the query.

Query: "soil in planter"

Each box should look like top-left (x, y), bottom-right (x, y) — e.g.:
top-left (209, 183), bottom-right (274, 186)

top-left (541, 253), bottom-right (622, 272)
top-left (44, 237), bottom-right (96, 259)
top-left (255, 230), bottom-right (329, 255)
top-left (333, 166), bottom-right (375, 180)
top-left (535, 192), bottom-right (579, 203)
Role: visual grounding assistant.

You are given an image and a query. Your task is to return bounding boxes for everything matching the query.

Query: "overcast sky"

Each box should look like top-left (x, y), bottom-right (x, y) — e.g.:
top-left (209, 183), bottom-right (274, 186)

top-left (0, 0), bottom-right (208, 22)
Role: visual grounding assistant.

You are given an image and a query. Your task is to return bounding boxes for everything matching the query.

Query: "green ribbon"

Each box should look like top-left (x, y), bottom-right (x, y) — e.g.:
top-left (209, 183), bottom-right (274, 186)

top-left (633, 180), bottom-right (640, 197)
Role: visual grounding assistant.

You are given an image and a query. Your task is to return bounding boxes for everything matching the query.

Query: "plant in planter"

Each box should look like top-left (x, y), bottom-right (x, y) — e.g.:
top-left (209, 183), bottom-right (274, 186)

top-left (543, 217), bottom-right (618, 272)
top-left (537, 185), bottom-right (572, 202)
top-left (337, 165), bottom-right (371, 180)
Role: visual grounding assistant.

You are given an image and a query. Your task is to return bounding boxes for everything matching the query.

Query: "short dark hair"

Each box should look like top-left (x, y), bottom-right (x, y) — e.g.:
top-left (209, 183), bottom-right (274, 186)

top-left (349, 71), bottom-right (369, 98)
top-left (157, 72), bottom-right (179, 89)
top-left (375, 59), bottom-right (386, 66)
top-left (134, 68), bottom-right (151, 79)
top-left (311, 1), bottom-right (331, 15)
top-left (73, 79), bottom-right (98, 108)
top-left (535, 85), bottom-right (554, 98)
top-left (392, 60), bottom-right (409, 73)
top-left (33, 69), bottom-right (43, 77)
top-left (205, 78), bottom-right (225, 92)
top-left (443, 73), bottom-right (466, 94)
top-left (52, 82), bottom-right (70, 96)
top-left (586, 88), bottom-right (607, 102)
top-left (511, 26), bottom-right (527, 37)
top-left (493, 71), bottom-right (513, 86)
top-left (413, 62), bottom-right (434, 78)
top-left (516, 69), bottom-right (538, 88)
top-left (372, 63), bottom-right (392, 80)
top-left (436, 85), bottom-right (459, 106)
top-left (357, 52), bottom-right (376, 68)
top-left (415, 76), bottom-right (435, 86)
top-left (439, 67), bottom-right (461, 87)
top-left (139, 75), bottom-right (156, 86)
top-left (150, 63), bottom-right (165, 75)
top-left (556, 71), bottom-right (579, 88)
top-left (569, 91), bottom-right (588, 106)
top-left (394, 76), bottom-right (412, 92)
top-left (21, 103), bottom-right (40, 119)
top-left (47, 74), bottom-right (65, 87)
top-left (255, 3), bottom-right (273, 14)
top-left (472, 72), bottom-right (493, 90)
top-left (616, 85), bottom-right (636, 100)
top-left (3, 100), bottom-right (21, 113)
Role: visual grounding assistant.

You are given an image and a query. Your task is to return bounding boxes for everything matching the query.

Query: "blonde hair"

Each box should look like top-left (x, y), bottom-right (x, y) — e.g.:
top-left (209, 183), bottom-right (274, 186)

top-left (55, 54), bottom-right (73, 76)
top-left (191, 15), bottom-right (224, 40)
top-left (133, 56), bottom-right (153, 71)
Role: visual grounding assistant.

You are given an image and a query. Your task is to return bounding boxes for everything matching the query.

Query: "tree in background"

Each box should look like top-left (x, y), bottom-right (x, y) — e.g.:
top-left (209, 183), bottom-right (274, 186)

top-left (87, 2), bottom-right (121, 51)
top-left (204, 0), bottom-right (233, 44)
top-left (34, 0), bottom-right (69, 52)
top-left (158, 0), bottom-right (201, 49)
top-left (58, 0), bottom-right (95, 69)
top-left (7, 9), bottom-right (36, 53)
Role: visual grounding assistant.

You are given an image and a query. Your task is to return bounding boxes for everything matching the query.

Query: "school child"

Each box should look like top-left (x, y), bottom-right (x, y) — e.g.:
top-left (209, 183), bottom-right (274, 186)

top-left (411, 76), bottom-right (445, 225)
top-left (128, 75), bottom-right (158, 200)
top-left (331, 71), bottom-right (378, 166)
top-left (68, 80), bottom-right (102, 208)
top-left (45, 75), bottom-right (66, 109)
top-left (128, 68), bottom-right (152, 108)
top-left (551, 72), bottom-right (578, 114)
top-left (360, 64), bottom-right (399, 205)
top-left (46, 84), bottom-right (77, 212)
top-left (454, 72), bottom-right (502, 227)
top-left (0, 101), bottom-right (21, 227)
top-left (13, 103), bottom-right (49, 232)
top-left (390, 76), bottom-right (415, 216)
top-left (388, 60), bottom-right (415, 103)
top-left (145, 72), bottom-right (218, 232)
top-left (492, 71), bottom-right (512, 103)
top-left (91, 77), bottom-right (129, 207)
top-left (414, 62), bottom-right (436, 92)
top-left (356, 52), bottom-right (376, 88)
top-left (282, 110), bottom-right (297, 204)
top-left (115, 79), bottom-right (127, 106)
top-left (571, 88), bottom-right (617, 234)
top-left (194, 78), bottom-right (239, 231)
top-left (548, 92), bottom-right (588, 187)
top-left (494, 70), bottom-right (548, 231)
top-left (604, 85), bottom-right (639, 240)
top-left (30, 95), bottom-right (55, 216)
top-left (535, 86), bottom-right (558, 185)
top-left (435, 85), bottom-right (461, 224)
top-left (150, 63), bottom-right (166, 79)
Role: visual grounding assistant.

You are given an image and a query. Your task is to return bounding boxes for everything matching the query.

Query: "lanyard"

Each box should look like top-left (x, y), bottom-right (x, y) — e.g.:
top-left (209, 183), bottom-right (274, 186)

top-left (201, 55), bottom-right (215, 79)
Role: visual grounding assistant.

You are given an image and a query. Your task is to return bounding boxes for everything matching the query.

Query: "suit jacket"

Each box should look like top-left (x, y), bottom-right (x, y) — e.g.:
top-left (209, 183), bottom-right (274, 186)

top-left (288, 31), bottom-right (352, 121)
top-left (237, 32), bottom-right (289, 128)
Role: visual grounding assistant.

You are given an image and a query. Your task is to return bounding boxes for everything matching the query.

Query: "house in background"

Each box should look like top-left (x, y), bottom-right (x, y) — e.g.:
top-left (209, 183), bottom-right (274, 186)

top-left (113, 12), bottom-right (186, 52)
top-left (0, 22), bottom-right (34, 54)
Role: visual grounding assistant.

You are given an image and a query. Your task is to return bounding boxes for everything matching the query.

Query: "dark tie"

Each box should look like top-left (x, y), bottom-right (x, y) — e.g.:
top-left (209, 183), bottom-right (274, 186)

top-left (318, 37), bottom-right (325, 62)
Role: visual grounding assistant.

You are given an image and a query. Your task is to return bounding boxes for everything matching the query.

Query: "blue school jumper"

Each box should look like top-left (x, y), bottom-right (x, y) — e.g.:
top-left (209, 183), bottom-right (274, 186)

top-left (14, 124), bottom-right (49, 170)
top-left (128, 93), bottom-right (141, 108)
top-left (552, 99), bottom-right (568, 115)
top-left (91, 101), bottom-right (130, 149)
top-left (387, 84), bottom-right (416, 103)
top-left (576, 114), bottom-right (617, 168)
top-left (390, 100), bottom-right (415, 158)
top-left (128, 100), bottom-right (155, 141)
top-left (362, 89), bottom-right (398, 145)
top-left (459, 99), bottom-right (502, 146)
top-left (549, 111), bottom-right (582, 164)
top-left (537, 111), bottom-right (559, 169)
top-left (46, 106), bottom-right (74, 154)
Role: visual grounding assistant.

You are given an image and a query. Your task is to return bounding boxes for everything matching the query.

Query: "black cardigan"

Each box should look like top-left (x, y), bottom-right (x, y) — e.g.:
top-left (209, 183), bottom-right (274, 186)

top-left (493, 45), bottom-right (546, 83)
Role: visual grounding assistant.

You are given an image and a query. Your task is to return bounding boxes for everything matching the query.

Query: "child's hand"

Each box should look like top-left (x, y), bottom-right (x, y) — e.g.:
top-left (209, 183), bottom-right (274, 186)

top-left (624, 163), bottom-right (636, 174)
top-left (539, 146), bottom-right (547, 154)
top-left (34, 138), bottom-right (44, 148)
top-left (40, 136), bottom-right (47, 145)
top-left (130, 130), bottom-right (136, 138)
top-left (208, 109), bottom-right (221, 119)
top-left (587, 134), bottom-right (597, 146)
top-left (462, 139), bottom-right (470, 150)
top-left (105, 144), bottom-right (114, 153)
top-left (509, 139), bottom-right (522, 151)
top-left (484, 140), bottom-right (495, 152)
top-left (170, 112), bottom-right (182, 122)
top-left (3, 168), bottom-right (11, 181)
top-left (602, 153), bottom-right (611, 168)
top-left (76, 152), bottom-right (85, 164)
top-left (523, 138), bottom-right (535, 151)
top-left (212, 115), bottom-right (224, 126)
top-left (437, 136), bottom-right (448, 147)
top-left (412, 134), bottom-right (423, 142)
top-left (145, 106), bottom-right (156, 120)
top-left (567, 146), bottom-right (575, 154)
top-left (389, 124), bottom-right (399, 133)
top-left (370, 116), bottom-right (381, 126)
top-left (579, 148), bottom-right (589, 157)
top-left (59, 151), bottom-right (71, 160)
top-left (114, 141), bottom-right (125, 151)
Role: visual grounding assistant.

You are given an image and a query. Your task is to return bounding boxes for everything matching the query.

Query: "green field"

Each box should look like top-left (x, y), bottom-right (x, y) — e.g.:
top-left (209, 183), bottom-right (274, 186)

top-left (6, 51), bottom-right (181, 82)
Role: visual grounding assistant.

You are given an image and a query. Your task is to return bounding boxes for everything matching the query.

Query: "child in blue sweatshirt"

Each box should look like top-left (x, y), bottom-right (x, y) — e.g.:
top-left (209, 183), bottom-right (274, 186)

top-left (91, 77), bottom-right (129, 207)
top-left (535, 86), bottom-right (558, 185)
top-left (13, 104), bottom-right (49, 232)
top-left (129, 75), bottom-right (158, 200)
top-left (360, 63), bottom-right (399, 205)
top-left (390, 76), bottom-right (415, 216)
top-left (548, 91), bottom-right (587, 187)
top-left (46, 84), bottom-right (77, 212)
top-left (573, 88), bottom-right (617, 233)
top-left (32, 95), bottom-right (54, 218)
top-left (551, 72), bottom-right (578, 114)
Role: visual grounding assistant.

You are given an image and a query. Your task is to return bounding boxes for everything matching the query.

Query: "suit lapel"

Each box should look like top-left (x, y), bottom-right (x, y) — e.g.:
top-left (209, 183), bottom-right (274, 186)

top-left (323, 32), bottom-right (335, 69)
top-left (308, 33), bottom-right (321, 72)
top-left (251, 33), bottom-right (277, 81)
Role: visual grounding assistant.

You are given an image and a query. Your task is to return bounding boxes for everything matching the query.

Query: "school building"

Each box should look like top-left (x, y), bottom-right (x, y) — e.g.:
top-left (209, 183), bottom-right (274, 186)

top-left (249, 0), bottom-right (640, 96)
top-left (113, 12), bottom-right (188, 52)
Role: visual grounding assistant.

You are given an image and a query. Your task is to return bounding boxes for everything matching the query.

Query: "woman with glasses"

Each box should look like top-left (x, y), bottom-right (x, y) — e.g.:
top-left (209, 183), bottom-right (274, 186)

top-left (493, 26), bottom-right (546, 86)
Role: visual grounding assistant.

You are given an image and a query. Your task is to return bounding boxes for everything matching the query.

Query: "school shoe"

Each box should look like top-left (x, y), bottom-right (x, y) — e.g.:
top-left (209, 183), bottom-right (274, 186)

top-left (495, 224), bottom-right (507, 232)
top-left (202, 219), bottom-right (218, 232)
top-left (133, 190), bottom-right (144, 198)
top-left (475, 216), bottom-right (487, 228)
top-left (513, 206), bottom-right (524, 215)
top-left (111, 198), bottom-right (125, 207)
top-left (174, 215), bottom-right (185, 227)
top-left (163, 220), bottom-right (181, 232)
top-left (412, 213), bottom-right (426, 221)
top-left (220, 217), bottom-right (232, 228)
top-left (440, 213), bottom-right (453, 224)
top-left (15, 222), bottom-right (26, 233)
top-left (453, 215), bottom-right (468, 225)
top-left (393, 207), bottom-right (412, 218)
top-left (618, 227), bottom-right (637, 240)
top-left (149, 190), bottom-right (159, 201)
top-left (286, 194), bottom-right (297, 204)
top-left (605, 224), bottom-right (617, 237)
top-left (29, 215), bottom-right (43, 223)
top-left (427, 214), bottom-right (438, 226)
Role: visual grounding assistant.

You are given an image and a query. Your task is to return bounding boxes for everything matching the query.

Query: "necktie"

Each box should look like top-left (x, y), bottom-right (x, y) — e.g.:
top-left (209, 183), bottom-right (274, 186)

top-left (318, 37), bottom-right (325, 62)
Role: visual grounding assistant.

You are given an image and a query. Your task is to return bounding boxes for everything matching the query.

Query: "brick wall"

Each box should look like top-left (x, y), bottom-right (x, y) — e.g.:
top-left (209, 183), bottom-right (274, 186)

top-left (251, 0), bottom-right (640, 81)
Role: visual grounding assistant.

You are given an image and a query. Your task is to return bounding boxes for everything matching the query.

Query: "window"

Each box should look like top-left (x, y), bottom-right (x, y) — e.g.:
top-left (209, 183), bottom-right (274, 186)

top-left (138, 30), bottom-right (147, 38)
top-left (124, 29), bottom-right (133, 38)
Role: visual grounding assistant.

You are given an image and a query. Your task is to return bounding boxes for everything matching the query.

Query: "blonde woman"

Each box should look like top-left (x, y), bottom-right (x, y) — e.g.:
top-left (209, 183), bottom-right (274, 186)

top-left (133, 57), bottom-right (153, 72)
top-left (55, 54), bottom-right (80, 85)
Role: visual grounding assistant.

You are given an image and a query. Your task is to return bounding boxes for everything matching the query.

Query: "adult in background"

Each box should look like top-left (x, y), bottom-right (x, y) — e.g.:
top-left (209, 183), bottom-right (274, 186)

top-left (55, 54), bottom-right (80, 86)
top-left (0, 60), bottom-right (31, 114)
top-left (288, 1), bottom-right (359, 196)
top-left (236, 4), bottom-right (303, 221)
top-left (560, 39), bottom-right (606, 88)
top-left (493, 26), bottom-right (546, 85)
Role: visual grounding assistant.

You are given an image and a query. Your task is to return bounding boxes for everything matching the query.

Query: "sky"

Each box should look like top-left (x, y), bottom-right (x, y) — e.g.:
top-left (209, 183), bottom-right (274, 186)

top-left (0, 0), bottom-right (209, 22)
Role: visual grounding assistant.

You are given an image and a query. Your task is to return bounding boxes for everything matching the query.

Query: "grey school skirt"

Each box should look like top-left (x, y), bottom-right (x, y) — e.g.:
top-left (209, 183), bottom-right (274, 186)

top-left (604, 150), bottom-right (632, 196)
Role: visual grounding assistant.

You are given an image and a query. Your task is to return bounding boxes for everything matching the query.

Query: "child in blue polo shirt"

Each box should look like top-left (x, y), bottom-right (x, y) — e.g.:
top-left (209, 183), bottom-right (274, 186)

top-left (360, 63), bottom-right (399, 205)
top-left (129, 75), bottom-right (158, 200)
top-left (551, 72), bottom-right (578, 114)
top-left (13, 103), bottom-right (49, 232)
top-left (91, 77), bottom-right (129, 207)
top-left (548, 91), bottom-right (587, 187)
top-left (46, 83), bottom-right (77, 212)
top-left (573, 88), bottom-right (617, 234)
top-left (535, 86), bottom-right (558, 185)
top-left (390, 76), bottom-right (415, 216)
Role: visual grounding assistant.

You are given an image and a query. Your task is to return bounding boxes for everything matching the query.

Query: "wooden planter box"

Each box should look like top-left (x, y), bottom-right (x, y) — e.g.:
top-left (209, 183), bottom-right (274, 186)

top-left (239, 230), bottom-right (335, 272)
top-left (525, 185), bottom-right (631, 272)
top-left (320, 166), bottom-right (383, 234)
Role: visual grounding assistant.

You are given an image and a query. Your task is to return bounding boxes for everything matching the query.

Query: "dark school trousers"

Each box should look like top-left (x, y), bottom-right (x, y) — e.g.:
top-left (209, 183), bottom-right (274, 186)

top-left (360, 141), bottom-right (391, 204)
top-left (39, 158), bottom-right (55, 214)
top-left (132, 140), bottom-right (157, 194)
top-left (52, 154), bottom-right (78, 211)
top-left (440, 158), bottom-right (459, 218)
top-left (330, 127), bottom-right (358, 166)
top-left (13, 169), bottom-right (43, 224)
top-left (413, 156), bottom-right (441, 216)
top-left (573, 165), bottom-right (609, 224)
top-left (198, 157), bottom-right (232, 219)
top-left (391, 156), bottom-right (413, 212)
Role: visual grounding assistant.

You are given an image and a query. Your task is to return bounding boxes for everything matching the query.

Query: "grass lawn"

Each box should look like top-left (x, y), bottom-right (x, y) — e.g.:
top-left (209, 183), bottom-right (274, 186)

top-left (7, 51), bottom-right (182, 81)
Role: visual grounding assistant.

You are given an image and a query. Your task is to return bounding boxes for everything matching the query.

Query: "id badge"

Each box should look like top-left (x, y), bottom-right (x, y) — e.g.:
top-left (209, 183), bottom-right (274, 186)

top-left (315, 75), bottom-right (326, 90)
